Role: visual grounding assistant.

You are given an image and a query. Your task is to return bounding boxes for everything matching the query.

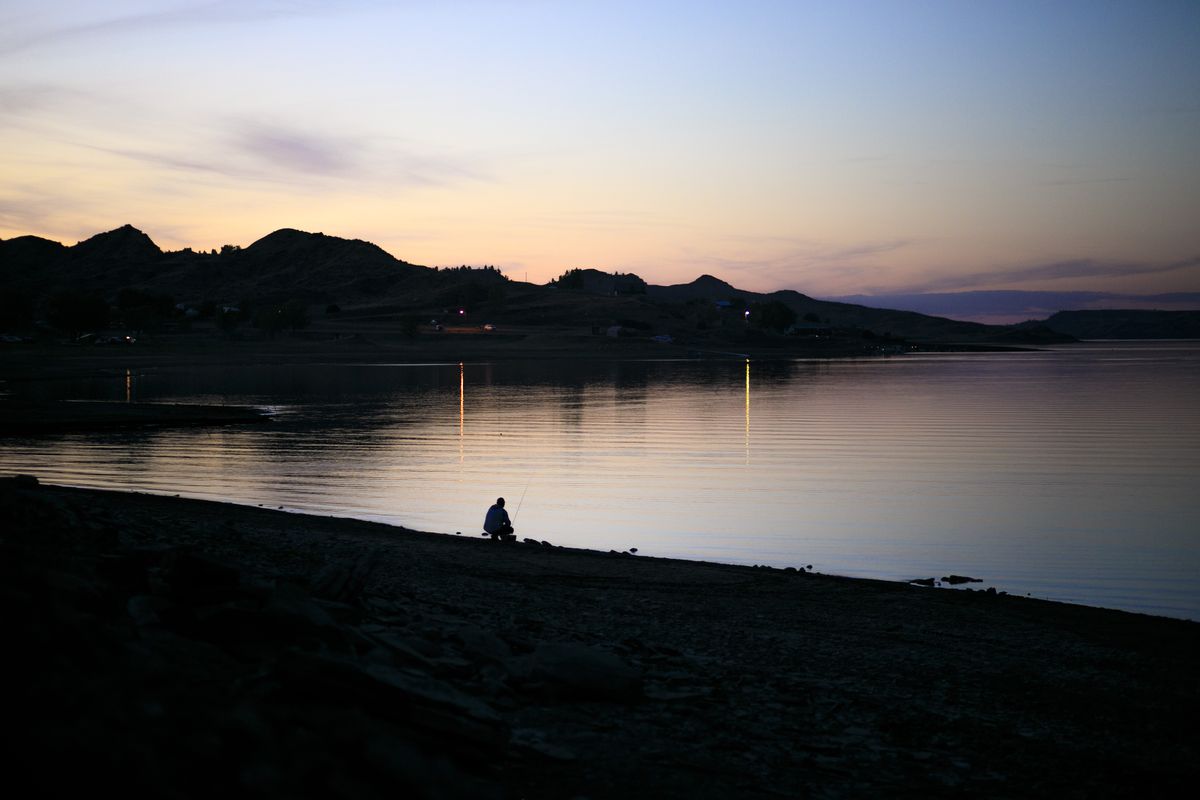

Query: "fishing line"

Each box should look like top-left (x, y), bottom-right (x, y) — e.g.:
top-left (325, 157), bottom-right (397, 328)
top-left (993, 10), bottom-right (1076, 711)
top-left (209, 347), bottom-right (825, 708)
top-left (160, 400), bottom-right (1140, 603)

top-left (512, 479), bottom-right (531, 522)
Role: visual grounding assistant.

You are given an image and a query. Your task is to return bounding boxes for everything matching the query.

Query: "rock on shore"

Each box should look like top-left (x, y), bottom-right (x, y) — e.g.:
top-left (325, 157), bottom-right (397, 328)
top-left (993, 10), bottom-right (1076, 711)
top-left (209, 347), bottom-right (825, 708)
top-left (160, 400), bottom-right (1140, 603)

top-left (2, 476), bottom-right (1197, 798)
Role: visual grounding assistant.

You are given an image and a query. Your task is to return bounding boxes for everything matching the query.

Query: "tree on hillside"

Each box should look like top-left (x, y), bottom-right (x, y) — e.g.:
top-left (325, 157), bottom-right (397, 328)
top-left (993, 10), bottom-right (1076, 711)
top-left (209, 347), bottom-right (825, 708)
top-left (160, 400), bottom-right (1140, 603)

top-left (251, 300), bottom-right (309, 337)
top-left (613, 271), bottom-right (647, 295)
top-left (252, 306), bottom-right (285, 338)
top-left (748, 300), bottom-right (797, 333)
top-left (116, 287), bottom-right (175, 330)
top-left (46, 291), bottom-right (109, 336)
top-left (553, 269), bottom-right (585, 290)
top-left (279, 300), bottom-right (309, 331)
top-left (0, 289), bottom-right (33, 329)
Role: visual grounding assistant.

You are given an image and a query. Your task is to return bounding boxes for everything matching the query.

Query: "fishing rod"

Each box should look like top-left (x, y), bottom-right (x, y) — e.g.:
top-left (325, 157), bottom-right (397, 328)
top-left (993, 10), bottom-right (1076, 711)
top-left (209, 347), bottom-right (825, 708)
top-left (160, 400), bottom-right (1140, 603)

top-left (512, 479), bottom-right (531, 523)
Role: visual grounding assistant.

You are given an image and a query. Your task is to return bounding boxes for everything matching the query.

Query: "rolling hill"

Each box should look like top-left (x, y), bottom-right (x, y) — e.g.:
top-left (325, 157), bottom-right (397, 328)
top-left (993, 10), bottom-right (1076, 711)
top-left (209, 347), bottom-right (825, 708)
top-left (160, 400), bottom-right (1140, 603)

top-left (1, 225), bottom-right (1073, 345)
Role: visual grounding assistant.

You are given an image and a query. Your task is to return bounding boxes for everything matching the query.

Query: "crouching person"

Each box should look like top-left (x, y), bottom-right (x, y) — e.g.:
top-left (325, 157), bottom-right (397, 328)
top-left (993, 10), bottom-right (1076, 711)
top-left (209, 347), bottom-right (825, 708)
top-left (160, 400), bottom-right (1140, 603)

top-left (484, 497), bottom-right (515, 541)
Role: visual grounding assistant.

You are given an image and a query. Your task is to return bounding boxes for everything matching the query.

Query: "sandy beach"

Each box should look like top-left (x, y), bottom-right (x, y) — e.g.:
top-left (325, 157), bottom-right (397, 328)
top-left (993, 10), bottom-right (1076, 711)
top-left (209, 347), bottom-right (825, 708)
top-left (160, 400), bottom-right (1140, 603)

top-left (4, 474), bottom-right (1196, 798)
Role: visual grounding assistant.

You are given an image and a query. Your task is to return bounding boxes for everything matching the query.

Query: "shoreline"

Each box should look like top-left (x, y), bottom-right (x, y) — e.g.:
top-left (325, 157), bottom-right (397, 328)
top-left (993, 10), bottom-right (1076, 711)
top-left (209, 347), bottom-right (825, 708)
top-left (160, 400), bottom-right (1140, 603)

top-left (27, 478), bottom-right (1198, 624)
top-left (5, 476), bottom-right (1196, 797)
top-left (0, 332), bottom-right (1039, 381)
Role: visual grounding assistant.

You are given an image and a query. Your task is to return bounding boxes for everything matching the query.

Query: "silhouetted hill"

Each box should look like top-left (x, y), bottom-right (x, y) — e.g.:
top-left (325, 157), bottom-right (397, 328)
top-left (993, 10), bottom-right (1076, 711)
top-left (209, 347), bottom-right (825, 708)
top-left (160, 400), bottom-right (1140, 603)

top-left (71, 224), bottom-right (162, 264)
top-left (0, 235), bottom-right (69, 286)
top-left (550, 268), bottom-right (647, 296)
top-left (823, 290), bottom-right (1200, 325)
top-left (647, 276), bottom-right (1003, 342)
top-left (648, 274), bottom-right (740, 301)
top-left (0, 224), bottom-right (1075, 345)
top-left (1039, 310), bottom-right (1200, 339)
top-left (0, 225), bottom-right (432, 310)
top-left (1, 226), bottom-right (170, 298)
top-left (203, 229), bottom-right (425, 304)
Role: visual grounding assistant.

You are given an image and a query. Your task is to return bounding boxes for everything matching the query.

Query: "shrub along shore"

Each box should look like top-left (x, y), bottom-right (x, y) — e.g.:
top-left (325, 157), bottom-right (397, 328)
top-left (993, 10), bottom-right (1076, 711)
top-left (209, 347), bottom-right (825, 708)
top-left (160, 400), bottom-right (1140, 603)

top-left (3, 476), bottom-right (1196, 798)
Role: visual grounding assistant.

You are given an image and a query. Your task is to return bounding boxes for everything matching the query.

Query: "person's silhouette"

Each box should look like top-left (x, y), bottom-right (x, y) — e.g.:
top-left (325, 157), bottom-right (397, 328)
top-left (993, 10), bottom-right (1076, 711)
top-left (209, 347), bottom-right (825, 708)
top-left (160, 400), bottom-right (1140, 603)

top-left (483, 497), bottom-right (514, 541)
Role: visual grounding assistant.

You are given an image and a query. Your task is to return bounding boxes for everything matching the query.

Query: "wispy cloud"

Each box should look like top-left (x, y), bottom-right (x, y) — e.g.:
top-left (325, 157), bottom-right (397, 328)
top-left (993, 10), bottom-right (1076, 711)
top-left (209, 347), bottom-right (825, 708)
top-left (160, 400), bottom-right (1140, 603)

top-left (1036, 176), bottom-right (1131, 187)
top-left (235, 126), bottom-right (355, 176)
top-left (901, 256), bottom-right (1200, 294)
top-left (0, 1), bottom-right (365, 57)
top-left (0, 84), bottom-right (68, 117)
top-left (87, 143), bottom-right (248, 179)
top-left (0, 182), bottom-right (90, 239)
top-left (77, 119), bottom-right (486, 190)
top-left (525, 208), bottom-right (681, 233)
top-left (230, 123), bottom-right (488, 187)
top-left (666, 236), bottom-right (915, 293)
top-left (698, 237), bottom-right (911, 275)
top-left (0, 83), bottom-right (96, 132)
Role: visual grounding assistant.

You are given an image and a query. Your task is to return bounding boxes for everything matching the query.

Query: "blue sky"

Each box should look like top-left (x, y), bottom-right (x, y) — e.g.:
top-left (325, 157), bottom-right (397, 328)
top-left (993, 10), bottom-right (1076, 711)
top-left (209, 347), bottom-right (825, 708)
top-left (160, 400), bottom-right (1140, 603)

top-left (2, 0), bottom-right (1197, 296)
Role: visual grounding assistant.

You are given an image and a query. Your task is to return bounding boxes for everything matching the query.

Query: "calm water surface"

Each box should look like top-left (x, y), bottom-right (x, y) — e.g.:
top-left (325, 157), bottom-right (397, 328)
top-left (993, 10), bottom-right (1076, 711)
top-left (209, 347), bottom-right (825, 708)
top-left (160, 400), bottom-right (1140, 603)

top-left (3, 342), bottom-right (1198, 620)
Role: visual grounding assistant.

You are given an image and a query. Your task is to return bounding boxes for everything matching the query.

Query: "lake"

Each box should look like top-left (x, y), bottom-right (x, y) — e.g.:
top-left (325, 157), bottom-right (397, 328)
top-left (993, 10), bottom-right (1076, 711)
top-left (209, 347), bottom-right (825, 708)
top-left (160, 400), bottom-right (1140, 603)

top-left (3, 341), bottom-right (1198, 620)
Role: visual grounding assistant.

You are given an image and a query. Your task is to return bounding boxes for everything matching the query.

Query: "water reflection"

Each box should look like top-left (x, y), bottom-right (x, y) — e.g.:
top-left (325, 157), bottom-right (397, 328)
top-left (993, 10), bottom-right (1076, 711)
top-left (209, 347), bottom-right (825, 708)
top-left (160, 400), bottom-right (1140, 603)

top-left (745, 359), bottom-right (751, 464)
top-left (459, 362), bottom-right (464, 464)
top-left (2, 345), bottom-right (1198, 619)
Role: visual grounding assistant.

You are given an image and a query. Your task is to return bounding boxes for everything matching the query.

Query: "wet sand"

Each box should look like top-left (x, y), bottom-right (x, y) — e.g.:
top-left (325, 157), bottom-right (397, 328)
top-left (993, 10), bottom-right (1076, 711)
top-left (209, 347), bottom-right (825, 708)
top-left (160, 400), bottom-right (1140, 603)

top-left (3, 476), bottom-right (1196, 798)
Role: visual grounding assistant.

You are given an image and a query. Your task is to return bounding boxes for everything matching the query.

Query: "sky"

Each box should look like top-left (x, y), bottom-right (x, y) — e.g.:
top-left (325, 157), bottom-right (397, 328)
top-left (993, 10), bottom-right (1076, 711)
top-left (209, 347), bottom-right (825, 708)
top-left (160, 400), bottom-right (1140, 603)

top-left (2, 0), bottom-right (1198, 297)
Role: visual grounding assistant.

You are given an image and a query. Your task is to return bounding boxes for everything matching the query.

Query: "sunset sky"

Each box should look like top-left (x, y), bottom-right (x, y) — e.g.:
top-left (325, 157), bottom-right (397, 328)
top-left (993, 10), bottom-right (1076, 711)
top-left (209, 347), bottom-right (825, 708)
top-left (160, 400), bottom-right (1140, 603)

top-left (2, 0), bottom-right (1198, 297)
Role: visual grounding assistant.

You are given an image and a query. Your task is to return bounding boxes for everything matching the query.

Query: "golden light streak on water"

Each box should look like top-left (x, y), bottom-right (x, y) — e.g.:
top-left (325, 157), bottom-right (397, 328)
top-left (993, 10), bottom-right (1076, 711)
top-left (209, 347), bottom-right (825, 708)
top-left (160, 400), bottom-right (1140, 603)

top-left (745, 359), bottom-right (751, 465)
top-left (459, 362), bottom-right (465, 465)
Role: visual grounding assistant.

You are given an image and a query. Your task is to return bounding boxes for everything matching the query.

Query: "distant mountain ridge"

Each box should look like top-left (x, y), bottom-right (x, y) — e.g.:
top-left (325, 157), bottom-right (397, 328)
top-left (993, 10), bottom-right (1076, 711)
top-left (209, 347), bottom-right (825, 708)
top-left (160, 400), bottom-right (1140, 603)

top-left (3, 224), bottom-right (1179, 342)
top-left (824, 290), bottom-right (1200, 325)
top-left (1037, 309), bottom-right (1200, 339)
top-left (0, 225), bottom-right (422, 307)
top-left (646, 278), bottom-right (1003, 342)
top-left (71, 224), bottom-right (162, 264)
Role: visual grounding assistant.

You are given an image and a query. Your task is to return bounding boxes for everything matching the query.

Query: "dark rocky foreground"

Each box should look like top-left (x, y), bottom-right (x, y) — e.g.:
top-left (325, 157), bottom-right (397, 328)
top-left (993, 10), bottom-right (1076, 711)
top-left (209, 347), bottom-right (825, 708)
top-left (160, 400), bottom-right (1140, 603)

top-left (3, 476), bottom-right (1197, 798)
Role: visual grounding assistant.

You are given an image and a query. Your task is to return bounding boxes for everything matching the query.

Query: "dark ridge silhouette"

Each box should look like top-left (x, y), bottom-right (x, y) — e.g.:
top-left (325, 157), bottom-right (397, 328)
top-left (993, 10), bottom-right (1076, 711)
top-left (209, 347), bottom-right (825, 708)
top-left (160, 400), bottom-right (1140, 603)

top-left (227, 229), bottom-right (424, 304)
top-left (71, 223), bottom-right (162, 264)
top-left (647, 274), bottom-right (740, 301)
top-left (0, 235), bottom-right (69, 289)
top-left (0, 224), bottom-right (1074, 345)
top-left (552, 267), bottom-right (646, 295)
top-left (244, 228), bottom-right (410, 270)
top-left (825, 289), bottom-right (1200, 323)
top-left (1039, 309), bottom-right (1200, 339)
top-left (647, 276), bottom-right (995, 341)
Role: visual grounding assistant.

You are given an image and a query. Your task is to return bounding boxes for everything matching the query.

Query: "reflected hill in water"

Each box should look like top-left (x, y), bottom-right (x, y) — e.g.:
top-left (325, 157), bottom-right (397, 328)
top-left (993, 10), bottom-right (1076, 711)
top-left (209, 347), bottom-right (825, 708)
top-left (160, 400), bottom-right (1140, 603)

top-left (1, 224), bottom-right (1075, 351)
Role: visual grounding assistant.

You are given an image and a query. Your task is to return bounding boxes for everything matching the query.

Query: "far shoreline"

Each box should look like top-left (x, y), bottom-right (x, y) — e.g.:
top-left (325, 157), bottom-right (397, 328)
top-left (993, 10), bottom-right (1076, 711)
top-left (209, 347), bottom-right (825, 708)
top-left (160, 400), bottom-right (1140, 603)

top-left (0, 328), bottom-right (1043, 382)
